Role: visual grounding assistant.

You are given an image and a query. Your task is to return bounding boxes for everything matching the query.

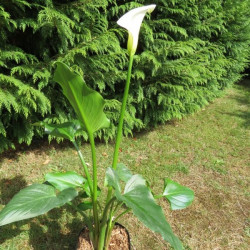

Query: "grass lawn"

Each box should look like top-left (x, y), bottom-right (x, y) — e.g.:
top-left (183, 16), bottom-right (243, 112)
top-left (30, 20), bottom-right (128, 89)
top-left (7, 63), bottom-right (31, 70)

top-left (0, 82), bottom-right (249, 249)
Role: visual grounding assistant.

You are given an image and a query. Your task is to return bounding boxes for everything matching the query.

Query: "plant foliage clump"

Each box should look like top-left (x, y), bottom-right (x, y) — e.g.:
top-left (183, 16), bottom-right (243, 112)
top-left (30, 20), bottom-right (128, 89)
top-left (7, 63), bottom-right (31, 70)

top-left (0, 0), bottom-right (250, 152)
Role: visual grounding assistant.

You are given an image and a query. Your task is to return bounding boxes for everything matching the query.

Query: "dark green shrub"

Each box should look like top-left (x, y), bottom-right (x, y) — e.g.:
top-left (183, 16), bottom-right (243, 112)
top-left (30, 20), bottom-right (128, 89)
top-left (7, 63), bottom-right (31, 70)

top-left (0, 0), bottom-right (249, 152)
top-left (0, 0), bottom-right (126, 151)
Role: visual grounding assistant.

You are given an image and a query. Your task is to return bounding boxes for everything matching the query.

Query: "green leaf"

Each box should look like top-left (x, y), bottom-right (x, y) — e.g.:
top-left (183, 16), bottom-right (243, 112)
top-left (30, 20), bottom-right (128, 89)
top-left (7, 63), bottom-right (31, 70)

top-left (105, 164), bottom-right (132, 190)
top-left (78, 201), bottom-right (93, 211)
top-left (0, 184), bottom-right (77, 226)
top-left (53, 62), bottom-right (110, 134)
top-left (163, 179), bottom-right (194, 210)
top-left (45, 171), bottom-right (86, 191)
top-left (106, 168), bottom-right (183, 250)
top-left (34, 120), bottom-right (82, 141)
top-left (83, 182), bottom-right (101, 197)
top-left (116, 163), bottom-right (132, 182)
top-left (123, 174), bottom-right (145, 193)
top-left (105, 167), bottom-right (121, 192)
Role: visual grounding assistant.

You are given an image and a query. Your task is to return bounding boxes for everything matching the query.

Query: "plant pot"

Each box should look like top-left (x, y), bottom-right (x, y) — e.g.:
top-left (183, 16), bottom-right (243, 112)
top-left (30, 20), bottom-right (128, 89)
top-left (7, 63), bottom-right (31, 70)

top-left (76, 223), bottom-right (131, 250)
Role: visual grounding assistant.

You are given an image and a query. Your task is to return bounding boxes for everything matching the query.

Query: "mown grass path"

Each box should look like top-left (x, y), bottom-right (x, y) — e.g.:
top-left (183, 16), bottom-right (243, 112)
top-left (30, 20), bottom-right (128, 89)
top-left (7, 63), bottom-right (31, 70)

top-left (0, 83), bottom-right (249, 249)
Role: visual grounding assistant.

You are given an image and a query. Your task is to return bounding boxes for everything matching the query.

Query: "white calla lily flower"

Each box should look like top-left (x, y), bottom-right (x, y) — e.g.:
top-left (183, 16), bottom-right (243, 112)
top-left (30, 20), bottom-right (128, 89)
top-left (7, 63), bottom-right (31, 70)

top-left (117, 4), bottom-right (156, 56)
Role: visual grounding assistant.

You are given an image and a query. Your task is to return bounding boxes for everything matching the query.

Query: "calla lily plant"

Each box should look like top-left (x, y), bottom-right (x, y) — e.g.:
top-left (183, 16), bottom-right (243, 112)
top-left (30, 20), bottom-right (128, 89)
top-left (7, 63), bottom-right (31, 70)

top-left (0, 5), bottom-right (194, 250)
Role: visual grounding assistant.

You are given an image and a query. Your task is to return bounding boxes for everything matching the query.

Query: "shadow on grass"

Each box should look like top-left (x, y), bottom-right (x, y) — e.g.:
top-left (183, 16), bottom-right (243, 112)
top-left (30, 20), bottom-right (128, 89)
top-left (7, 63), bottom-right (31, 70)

top-left (0, 220), bottom-right (29, 245)
top-left (0, 203), bottom-right (85, 249)
top-left (28, 206), bottom-right (84, 250)
top-left (0, 176), bottom-right (28, 245)
top-left (0, 176), bottom-right (86, 249)
top-left (222, 82), bottom-right (250, 128)
top-left (0, 175), bottom-right (27, 204)
top-left (0, 138), bottom-right (75, 165)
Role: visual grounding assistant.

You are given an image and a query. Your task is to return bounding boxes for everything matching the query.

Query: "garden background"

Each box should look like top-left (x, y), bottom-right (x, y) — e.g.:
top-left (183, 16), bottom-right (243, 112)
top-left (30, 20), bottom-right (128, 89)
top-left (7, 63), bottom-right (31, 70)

top-left (0, 0), bottom-right (249, 152)
top-left (0, 1), bottom-right (250, 249)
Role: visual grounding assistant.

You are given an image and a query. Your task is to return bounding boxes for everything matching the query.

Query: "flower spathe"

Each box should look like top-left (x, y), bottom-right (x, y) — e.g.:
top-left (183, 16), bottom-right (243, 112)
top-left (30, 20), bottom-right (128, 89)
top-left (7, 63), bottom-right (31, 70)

top-left (117, 4), bottom-right (156, 56)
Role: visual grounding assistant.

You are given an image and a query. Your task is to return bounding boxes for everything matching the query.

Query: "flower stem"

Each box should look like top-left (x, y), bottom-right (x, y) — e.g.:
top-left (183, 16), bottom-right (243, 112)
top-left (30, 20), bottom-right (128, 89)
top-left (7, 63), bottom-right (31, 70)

top-left (73, 141), bottom-right (93, 196)
top-left (89, 133), bottom-right (99, 247)
top-left (106, 55), bottom-right (134, 203)
top-left (98, 197), bottom-right (116, 250)
top-left (112, 55), bottom-right (134, 170)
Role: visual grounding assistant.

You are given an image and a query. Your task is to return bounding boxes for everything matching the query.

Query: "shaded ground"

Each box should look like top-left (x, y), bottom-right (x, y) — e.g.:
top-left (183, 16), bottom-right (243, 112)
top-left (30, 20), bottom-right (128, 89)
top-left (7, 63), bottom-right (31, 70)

top-left (0, 83), bottom-right (249, 249)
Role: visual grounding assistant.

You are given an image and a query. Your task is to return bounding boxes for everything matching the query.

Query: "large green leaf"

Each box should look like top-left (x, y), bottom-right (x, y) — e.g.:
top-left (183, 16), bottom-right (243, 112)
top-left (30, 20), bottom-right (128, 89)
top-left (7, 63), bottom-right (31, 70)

top-left (116, 163), bottom-right (132, 182)
top-left (45, 171), bottom-right (86, 191)
top-left (163, 179), bottom-right (194, 210)
top-left (0, 184), bottom-right (77, 226)
top-left (34, 120), bottom-right (82, 141)
top-left (53, 62), bottom-right (110, 134)
top-left (105, 168), bottom-right (183, 250)
top-left (104, 164), bottom-right (132, 190)
top-left (105, 167), bottom-right (121, 192)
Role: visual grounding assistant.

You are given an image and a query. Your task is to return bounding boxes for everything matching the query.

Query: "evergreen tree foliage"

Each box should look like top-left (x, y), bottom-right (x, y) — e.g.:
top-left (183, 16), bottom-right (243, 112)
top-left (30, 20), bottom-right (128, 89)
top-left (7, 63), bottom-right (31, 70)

top-left (108, 0), bottom-right (250, 126)
top-left (0, 0), bottom-right (249, 152)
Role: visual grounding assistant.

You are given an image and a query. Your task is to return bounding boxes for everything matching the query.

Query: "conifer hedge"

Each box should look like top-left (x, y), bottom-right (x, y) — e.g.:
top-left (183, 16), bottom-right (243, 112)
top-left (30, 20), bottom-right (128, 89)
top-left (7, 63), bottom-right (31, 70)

top-left (0, 0), bottom-right (249, 152)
